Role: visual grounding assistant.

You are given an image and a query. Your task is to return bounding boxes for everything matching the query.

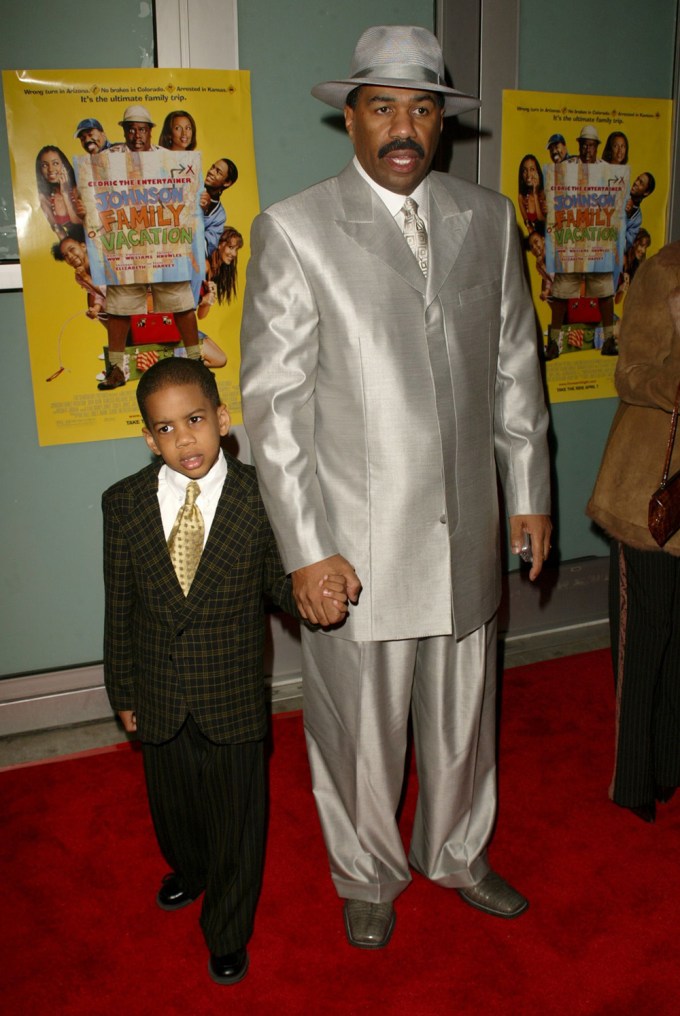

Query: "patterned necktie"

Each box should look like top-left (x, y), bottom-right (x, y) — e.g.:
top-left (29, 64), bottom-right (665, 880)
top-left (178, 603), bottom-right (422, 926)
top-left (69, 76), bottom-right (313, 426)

top-left (168, 480), bottom-right (204, 596)
top-left (401, 197), bottom-right (429, 276)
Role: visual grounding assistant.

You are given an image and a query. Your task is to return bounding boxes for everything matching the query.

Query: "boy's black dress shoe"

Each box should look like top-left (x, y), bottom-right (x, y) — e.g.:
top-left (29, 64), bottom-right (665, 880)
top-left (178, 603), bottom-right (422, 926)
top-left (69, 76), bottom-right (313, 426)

top-left (208, 948), bottom-right (249, 985)
top-left (156, 872), bottom-right (201, 911)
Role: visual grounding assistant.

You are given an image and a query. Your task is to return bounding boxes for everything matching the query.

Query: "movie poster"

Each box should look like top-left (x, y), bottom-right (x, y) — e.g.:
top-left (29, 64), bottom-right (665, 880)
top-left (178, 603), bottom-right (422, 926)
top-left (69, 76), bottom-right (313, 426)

top-left (501, 90), bottom-right (673, 403)
top-left (3, 68), bottom-right (259, 445)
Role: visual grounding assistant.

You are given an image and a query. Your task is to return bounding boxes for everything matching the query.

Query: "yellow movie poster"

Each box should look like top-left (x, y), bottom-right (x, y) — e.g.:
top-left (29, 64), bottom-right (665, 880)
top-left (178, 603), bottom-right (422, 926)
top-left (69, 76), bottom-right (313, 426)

top-left (3, 68), bottom-right (259, 445)
top-left (501, 90), bottom-right (672, 403)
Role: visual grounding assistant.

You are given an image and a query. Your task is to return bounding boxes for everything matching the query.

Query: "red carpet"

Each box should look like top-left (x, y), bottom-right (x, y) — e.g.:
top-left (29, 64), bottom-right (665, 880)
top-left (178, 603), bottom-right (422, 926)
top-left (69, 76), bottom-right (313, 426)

top-left (2, 648), bottom-right (679, 1015)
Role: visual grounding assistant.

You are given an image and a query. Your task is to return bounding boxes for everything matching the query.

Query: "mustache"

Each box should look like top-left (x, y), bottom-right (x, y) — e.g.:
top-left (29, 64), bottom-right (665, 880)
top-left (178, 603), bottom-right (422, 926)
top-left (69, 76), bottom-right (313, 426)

top-left (378, 139), bottom-right (425, 160)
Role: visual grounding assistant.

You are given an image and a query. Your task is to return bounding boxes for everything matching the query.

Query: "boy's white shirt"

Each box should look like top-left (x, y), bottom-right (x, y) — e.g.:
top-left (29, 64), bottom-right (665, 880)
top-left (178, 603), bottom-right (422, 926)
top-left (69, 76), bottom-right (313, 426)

top-left (157, 451), bottom-right (228, 547)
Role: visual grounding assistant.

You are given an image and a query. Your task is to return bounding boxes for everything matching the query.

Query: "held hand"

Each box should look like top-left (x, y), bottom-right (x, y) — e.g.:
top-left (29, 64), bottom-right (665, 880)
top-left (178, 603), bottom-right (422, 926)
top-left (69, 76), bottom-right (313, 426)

top-left (292, 555), bottom-right (361, 627)
top-left (118, 709), bottom-right (137, 733)
top-left (509, 514), bottom-right (552, 582)
top-left (320, 573), bottom-right (350, 616)
top-left (199, 189), bottom-right (211, 210)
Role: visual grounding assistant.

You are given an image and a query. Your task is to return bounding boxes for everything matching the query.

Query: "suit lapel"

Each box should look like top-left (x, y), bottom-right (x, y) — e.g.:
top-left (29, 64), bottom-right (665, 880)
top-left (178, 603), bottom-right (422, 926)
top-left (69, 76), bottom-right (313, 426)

top-left (125, 465), bottom-right (188, 610)
top-left (334, 163), bottom-right (426, 294)
top-left (334, 165), bottom-right (473, 302)
top-left (426, 175), bottom-right (472, 304)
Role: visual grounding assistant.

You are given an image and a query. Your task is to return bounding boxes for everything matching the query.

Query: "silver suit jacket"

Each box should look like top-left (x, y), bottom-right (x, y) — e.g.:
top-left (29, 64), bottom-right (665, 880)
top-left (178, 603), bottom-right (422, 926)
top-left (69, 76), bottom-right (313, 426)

top-left (240, 163), bottom-right (550, 641)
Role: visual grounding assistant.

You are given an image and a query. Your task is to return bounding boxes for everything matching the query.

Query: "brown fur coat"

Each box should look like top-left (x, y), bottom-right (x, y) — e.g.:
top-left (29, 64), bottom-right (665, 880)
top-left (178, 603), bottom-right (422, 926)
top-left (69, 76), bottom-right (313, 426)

top-left (586, 241), bottom-right (680, 556)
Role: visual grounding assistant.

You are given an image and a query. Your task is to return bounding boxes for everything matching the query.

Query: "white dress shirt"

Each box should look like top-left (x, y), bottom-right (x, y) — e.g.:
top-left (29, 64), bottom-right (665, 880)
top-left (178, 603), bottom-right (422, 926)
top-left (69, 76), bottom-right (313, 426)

top-left (352, 155), bottom-right (430, 232)
top-left (157, 451), bottom-right (228, 547)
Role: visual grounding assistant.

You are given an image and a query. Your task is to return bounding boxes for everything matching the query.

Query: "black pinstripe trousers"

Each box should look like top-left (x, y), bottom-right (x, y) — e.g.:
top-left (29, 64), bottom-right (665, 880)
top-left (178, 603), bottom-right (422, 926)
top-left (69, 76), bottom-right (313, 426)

top-left (142, 714), bottom-right (265, 953)
top-left (609, 541), bottom-right (680, 807)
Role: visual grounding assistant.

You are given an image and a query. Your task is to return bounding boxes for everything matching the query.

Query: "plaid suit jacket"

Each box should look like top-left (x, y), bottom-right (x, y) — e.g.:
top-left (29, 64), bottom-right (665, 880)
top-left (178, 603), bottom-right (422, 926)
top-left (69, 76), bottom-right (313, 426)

top-left (102, 453), bottom-right (296, 745)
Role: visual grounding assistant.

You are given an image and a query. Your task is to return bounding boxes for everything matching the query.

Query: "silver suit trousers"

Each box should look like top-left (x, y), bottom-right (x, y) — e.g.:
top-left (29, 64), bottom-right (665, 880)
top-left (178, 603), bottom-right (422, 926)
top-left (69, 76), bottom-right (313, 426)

top-left (300, 619), bottom-right (498, 902)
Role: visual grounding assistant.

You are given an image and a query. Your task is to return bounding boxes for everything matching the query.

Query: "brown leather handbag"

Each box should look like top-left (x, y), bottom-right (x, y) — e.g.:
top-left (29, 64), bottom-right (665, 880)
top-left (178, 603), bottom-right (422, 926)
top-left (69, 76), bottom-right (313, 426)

top-left (648, 381), bottom-right (680, 547)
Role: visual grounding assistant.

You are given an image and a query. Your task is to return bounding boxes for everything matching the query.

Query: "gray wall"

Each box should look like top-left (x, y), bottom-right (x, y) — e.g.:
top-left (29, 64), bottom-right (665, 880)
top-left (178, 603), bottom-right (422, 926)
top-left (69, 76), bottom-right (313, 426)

top-left (1, 0), bottom-right (678, 678)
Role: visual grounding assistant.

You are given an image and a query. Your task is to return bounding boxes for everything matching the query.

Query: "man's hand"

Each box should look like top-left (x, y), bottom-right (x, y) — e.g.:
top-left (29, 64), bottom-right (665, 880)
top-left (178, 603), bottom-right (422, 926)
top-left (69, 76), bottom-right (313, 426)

top-left (509, 514), bottom-right (552, 581)
top-left (292, 555), bottom-right (361, 626)
top-left (118, 709), bottom-right (137, 733)
top-left (199, 189), bottom-right (211, 211)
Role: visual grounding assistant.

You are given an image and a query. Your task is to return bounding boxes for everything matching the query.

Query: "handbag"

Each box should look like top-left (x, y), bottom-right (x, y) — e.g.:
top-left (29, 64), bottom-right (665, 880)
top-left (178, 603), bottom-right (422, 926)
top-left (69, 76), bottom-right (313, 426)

top-left (130, 313), bottom-right (181, 345)
top-left (648, 381), bottom-right (680, 547)
top-left (566, 296), bottom-right (601, 324)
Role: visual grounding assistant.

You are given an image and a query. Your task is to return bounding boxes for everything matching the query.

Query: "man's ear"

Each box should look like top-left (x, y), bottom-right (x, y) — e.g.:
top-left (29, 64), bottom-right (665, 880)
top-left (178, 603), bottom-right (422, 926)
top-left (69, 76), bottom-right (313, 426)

top-left (344, 105), bottom-right (354, 139)
top-left (143, 427), bottom-right (162, 457)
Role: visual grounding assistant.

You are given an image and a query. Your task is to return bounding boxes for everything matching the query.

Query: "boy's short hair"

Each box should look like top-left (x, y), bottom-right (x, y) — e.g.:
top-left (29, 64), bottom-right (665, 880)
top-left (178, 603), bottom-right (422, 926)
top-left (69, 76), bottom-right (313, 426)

top-left (136, 357), bottom-right (221, 425)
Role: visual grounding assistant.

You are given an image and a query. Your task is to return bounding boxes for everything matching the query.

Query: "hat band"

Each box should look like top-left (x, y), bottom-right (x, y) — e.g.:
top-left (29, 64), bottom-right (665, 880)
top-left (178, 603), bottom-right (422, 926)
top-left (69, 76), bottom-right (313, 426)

top-left (352, 63), bottom-right (443, 86)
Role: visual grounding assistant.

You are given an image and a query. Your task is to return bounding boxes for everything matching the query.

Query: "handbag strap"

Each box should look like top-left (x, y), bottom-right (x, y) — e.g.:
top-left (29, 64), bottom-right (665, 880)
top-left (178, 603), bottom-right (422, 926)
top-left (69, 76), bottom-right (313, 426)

top-left (660, 380), bottom-right (680, 485)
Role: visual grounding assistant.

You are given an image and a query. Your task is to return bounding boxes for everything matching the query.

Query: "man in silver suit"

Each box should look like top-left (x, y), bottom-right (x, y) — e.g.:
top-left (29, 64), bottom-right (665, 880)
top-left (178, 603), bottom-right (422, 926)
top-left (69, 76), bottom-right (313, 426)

top-left (240, 25), bottom-right (552, 949)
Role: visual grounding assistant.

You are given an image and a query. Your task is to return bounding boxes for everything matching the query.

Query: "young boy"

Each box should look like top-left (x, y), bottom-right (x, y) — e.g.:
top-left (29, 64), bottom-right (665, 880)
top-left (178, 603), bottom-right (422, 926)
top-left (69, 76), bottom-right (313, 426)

top-left (102, 358), bottom-right (346, 984)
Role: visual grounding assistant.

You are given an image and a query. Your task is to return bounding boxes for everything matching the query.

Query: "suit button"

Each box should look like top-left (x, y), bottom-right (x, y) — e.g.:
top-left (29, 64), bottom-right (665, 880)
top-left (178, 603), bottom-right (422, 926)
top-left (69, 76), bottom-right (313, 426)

top-left (176, 629), bottom-right (185, 636)
top-left (440, 514), bottom-right (447, 524)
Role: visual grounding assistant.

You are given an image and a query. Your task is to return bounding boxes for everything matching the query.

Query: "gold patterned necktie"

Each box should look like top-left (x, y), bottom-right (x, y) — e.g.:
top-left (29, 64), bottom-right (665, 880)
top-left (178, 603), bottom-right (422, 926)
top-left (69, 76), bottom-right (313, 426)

top-left (168, 480), bottom-right (204, 596)
top-left (401, 197), bottom-right (429, 276)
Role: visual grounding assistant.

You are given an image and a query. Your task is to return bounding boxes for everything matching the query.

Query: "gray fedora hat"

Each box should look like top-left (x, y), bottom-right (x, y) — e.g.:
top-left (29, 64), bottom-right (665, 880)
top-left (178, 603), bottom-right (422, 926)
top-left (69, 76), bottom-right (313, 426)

top-left (311, 25), bottom-right (480, 117)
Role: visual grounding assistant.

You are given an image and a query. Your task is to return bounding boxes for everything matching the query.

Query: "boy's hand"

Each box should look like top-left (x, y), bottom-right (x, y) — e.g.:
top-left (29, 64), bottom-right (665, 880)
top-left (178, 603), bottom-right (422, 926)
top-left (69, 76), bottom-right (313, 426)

top-left (118, 709), bottom-right (137, 733)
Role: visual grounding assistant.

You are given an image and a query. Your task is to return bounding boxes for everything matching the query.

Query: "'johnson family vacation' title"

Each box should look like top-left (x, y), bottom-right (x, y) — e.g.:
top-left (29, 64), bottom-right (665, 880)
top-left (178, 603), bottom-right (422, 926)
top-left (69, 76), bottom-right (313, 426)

top-left (74, 150), bottom-right (204, 286)
top-left (89, 178), bottom-right (195, 251)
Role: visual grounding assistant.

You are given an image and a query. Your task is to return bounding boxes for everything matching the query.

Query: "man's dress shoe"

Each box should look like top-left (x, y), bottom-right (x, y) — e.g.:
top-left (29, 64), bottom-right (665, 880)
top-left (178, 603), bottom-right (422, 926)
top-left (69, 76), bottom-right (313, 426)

top-left (156, 872), bottom-right (200, 911)
top-left (343, 900), bottom-right (395, 949)
top-left (457, 870), bottom-right (529, 918)
top-left (208, 948), bottom-right (249, 985)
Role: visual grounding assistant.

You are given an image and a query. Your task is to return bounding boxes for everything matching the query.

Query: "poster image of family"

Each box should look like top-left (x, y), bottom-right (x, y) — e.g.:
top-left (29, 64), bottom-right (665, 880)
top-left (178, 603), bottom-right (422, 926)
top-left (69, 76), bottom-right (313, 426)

top-left (3, 67), bottom-right (259, 446)
top-left (501, 90), bottom-right (672, 403)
